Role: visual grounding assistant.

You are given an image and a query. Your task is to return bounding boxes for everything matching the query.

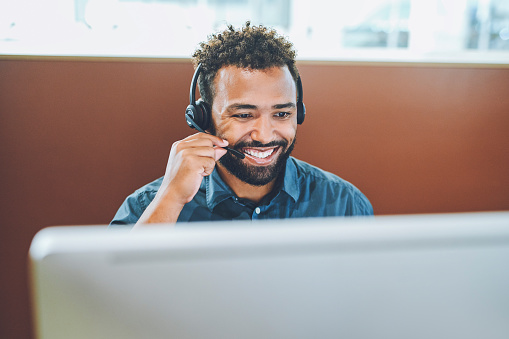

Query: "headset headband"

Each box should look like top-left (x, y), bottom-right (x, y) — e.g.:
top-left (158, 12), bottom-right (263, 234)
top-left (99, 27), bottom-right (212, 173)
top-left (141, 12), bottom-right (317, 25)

top-left (190, 63), bottom-right (303, 105)
top-left (189, 63), bottom-right (202, 105)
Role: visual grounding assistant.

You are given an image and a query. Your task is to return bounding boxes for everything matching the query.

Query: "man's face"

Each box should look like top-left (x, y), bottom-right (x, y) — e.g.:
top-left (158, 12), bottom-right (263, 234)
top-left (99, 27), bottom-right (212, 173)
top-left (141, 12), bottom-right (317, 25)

top-left (209, 65), bottom-right (298, 186)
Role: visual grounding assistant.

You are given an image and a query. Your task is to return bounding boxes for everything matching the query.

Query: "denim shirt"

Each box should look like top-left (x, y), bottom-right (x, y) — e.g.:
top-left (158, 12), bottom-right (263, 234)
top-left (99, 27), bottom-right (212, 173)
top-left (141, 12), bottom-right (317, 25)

top-left (110, 157), bottom-right (373, 226)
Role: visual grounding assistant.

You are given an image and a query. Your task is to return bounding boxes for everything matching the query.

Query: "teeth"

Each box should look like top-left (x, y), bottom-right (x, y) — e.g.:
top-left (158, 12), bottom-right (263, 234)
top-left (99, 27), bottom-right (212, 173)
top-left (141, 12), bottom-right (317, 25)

top-left (244, 148), bottom-right (275, 159)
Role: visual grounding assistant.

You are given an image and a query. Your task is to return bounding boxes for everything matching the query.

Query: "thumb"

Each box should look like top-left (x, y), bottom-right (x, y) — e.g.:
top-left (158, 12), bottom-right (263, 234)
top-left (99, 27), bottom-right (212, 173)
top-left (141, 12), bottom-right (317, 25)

top-left (214, 147), bottom-right (228, 160)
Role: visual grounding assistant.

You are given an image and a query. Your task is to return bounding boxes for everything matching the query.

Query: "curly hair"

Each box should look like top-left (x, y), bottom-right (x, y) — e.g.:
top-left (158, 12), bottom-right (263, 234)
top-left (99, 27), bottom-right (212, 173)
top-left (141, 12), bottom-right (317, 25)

top-left (192, 21), bottom-right (299, 106)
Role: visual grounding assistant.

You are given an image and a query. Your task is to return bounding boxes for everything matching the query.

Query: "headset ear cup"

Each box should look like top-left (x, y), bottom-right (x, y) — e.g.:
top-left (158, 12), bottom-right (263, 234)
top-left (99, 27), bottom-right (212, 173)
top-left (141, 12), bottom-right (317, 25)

top-left (196, 99), bottom-right (211, 130)
top-left (185, 105), bottom-right (198, 129)
top-left (297, 102), bottom-right (306, 125)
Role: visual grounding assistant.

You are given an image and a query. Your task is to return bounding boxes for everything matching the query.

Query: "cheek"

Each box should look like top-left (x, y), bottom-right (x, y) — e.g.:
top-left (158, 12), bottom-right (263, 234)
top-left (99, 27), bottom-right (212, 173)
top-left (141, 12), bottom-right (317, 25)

top-left (280, 122), bottom-right (298, 141)
top-left (212, 120), bottom-right (241, 143)
top-left (213, 118), bottom-right (251, 141)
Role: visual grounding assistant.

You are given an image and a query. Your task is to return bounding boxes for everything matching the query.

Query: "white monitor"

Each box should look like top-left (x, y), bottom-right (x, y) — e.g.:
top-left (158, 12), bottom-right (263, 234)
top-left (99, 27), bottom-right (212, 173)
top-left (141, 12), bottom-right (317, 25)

top-left (29, 212), bottom-right (509, 339)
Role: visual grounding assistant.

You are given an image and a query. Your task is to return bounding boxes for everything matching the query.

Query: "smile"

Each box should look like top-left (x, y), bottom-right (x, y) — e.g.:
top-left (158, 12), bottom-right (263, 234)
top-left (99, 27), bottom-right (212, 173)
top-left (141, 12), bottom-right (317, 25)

top-left (242, 146), bottom-right (280, 162)
top-left (244, 148), bottom-right (275, 159)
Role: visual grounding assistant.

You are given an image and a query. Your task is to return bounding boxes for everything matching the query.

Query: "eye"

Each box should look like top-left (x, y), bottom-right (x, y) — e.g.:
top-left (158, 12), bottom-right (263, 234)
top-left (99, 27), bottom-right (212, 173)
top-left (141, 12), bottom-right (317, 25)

top-left (274, 112), bottom-right (292, 119)
top-left (232, 113), bottom-right (252, 119)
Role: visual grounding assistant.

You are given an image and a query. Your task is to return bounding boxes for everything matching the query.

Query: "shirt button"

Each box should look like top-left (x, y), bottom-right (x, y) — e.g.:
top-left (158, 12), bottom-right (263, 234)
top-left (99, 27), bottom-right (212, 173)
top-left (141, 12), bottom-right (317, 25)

top-left (255, 207), bottom-right (261, 214)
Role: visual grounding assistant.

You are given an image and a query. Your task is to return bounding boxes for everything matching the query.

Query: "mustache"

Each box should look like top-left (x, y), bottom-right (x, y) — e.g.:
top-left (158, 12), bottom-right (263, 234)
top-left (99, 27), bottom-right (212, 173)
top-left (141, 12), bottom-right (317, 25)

top-left (233, 140), bottom-right (288, 149)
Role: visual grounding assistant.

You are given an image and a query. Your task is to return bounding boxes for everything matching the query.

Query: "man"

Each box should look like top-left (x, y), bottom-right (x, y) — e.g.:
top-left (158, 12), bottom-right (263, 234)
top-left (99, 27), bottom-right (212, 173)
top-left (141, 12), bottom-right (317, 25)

top-left (110, 22), bottom-right (373, 227)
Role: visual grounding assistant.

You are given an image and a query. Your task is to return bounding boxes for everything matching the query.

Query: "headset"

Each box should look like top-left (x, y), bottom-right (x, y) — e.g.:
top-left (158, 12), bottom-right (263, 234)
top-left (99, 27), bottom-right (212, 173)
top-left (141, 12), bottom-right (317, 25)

top-left (185, 63), bottom-right (306, 132)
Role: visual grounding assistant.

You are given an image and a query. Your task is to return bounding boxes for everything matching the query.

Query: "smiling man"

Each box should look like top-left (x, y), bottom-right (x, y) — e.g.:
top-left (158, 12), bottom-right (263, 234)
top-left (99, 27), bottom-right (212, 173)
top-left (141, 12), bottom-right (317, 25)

top-left (110, 22), bottom-right (373, 227)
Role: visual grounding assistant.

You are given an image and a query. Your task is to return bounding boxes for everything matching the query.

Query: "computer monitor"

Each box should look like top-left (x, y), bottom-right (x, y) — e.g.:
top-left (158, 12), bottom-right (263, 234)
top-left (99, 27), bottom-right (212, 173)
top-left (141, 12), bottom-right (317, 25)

top-left (29, 212), bottom-right (509, 339)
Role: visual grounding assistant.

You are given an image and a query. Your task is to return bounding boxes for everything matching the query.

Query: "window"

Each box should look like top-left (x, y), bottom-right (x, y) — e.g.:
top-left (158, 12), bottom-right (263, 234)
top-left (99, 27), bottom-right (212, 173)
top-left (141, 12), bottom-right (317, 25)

top-left (1, 0), bottom-right (508, 63)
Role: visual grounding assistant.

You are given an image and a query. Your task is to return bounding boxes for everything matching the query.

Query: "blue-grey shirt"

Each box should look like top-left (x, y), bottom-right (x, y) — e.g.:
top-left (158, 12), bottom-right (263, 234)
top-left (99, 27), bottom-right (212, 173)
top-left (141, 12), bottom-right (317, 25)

top-left (110, 157), bottom-right (373, 225)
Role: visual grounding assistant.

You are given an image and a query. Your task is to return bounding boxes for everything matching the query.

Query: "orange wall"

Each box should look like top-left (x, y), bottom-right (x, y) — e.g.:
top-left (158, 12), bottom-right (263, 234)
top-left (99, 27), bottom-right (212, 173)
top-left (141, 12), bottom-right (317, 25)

top-left (1, 58), bottom-right (509, 338)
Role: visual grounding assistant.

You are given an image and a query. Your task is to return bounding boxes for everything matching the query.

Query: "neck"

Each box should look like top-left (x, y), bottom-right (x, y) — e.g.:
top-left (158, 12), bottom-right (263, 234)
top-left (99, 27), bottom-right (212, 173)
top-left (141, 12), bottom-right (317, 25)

top-left (216, 165), bottom-right (276, 204)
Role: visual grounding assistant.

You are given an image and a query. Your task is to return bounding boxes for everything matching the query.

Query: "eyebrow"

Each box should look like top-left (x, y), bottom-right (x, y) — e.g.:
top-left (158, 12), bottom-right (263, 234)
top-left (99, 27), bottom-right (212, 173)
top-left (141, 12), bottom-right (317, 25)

top-left (227, 104), bottom-right (257, 112)
top-left (273, 102), bottom-right (296, 110)
top-left (226, 102), bottom-right (296, 113)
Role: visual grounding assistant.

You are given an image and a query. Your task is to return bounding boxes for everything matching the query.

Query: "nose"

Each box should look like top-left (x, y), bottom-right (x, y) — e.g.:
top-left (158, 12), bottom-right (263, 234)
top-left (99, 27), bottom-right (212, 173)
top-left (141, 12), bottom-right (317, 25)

top-left (250, 115), bottom-right (275, 144)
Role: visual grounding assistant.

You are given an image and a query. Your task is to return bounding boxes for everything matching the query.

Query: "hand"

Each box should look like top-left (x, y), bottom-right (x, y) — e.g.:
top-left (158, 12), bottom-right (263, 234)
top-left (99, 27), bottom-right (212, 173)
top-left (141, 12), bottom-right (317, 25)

top-left (135, 133), bottom-right (228, 226)
top-left (162, 133), bottom-right (228, 204)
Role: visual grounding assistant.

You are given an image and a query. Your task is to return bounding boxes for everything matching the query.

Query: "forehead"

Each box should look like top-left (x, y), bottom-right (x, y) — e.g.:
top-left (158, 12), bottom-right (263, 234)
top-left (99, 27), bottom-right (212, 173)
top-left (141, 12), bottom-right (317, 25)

top-left (212, 65), bottom-right (296, 105)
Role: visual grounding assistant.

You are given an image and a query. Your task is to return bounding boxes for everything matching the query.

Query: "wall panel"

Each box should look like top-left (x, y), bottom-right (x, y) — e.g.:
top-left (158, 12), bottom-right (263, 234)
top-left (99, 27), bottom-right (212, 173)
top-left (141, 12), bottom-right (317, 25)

top-left (1, 58), bottom-right (508, 338)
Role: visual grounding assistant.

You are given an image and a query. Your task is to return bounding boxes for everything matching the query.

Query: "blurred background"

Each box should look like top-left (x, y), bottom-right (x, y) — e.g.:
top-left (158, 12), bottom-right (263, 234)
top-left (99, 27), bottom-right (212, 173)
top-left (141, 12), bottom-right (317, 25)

top-left (1, 0), bottom-right (508, 60)
top-left (1, 1), bottom-right (509, 338)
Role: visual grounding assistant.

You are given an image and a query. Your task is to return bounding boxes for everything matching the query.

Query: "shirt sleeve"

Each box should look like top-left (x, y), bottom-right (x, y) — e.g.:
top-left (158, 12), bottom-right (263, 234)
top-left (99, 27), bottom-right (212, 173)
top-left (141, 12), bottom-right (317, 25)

top-left (352, 189), bottom-right (374, 216)
top-left (109, 190), bottom-right (154, 227)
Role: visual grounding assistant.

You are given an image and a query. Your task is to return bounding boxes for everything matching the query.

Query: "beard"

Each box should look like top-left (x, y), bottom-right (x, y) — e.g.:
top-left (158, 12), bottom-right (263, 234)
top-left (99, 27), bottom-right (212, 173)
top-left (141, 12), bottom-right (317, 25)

top-left (218, 138), bottom-right (295, 186)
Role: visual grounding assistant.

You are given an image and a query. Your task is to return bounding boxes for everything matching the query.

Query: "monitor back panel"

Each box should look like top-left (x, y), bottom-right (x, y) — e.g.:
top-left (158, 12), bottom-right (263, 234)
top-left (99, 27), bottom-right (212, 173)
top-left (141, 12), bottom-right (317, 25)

top-left (29, 212), bottom-right (509, 339)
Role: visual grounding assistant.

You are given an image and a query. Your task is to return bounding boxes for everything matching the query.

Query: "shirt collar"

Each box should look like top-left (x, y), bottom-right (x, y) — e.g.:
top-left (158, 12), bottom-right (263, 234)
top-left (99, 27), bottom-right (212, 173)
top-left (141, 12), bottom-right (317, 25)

top-left (280, 157), bottom-right (300, 203)
top-left (203, 157), bottom-right (300, 211)
top-left (204, 169), bottom-right (235, 211)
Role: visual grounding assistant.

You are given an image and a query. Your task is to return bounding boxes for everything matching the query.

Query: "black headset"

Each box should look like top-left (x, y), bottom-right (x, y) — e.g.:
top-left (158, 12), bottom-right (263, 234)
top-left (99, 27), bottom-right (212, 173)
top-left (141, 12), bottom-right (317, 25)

top-left (185, 63), bottom-right (306, 131)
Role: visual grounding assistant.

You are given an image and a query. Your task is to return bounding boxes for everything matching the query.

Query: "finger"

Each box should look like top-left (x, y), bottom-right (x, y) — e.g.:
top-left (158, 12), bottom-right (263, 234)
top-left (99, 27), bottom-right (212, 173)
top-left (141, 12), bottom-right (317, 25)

top-left (175, 136), bottom-right (228, 155)
top-left (179, 146), bottom-right (217, 160)
top-left (214, 147), bottom-right (228, 161)
top-left (178, 154), bottom-right (216, 177)
top-left (183, 132), bottom-right (228, 147)
top-left (202, 157), bottom-right (217, 177)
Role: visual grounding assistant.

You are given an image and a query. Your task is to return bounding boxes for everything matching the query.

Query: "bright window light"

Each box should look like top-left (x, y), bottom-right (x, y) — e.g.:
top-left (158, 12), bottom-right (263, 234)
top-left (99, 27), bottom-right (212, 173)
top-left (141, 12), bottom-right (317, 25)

top-left (0, 0), bottom-right (508, 63)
